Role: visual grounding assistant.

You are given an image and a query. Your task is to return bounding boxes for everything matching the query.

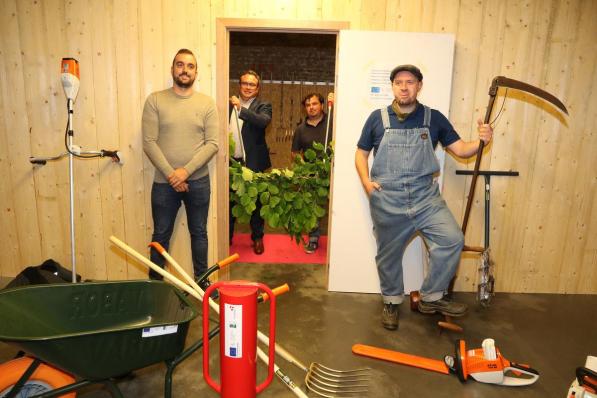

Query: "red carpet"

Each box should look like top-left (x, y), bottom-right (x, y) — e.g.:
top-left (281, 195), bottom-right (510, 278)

top-left (230, 233), bottom-right (327, 264)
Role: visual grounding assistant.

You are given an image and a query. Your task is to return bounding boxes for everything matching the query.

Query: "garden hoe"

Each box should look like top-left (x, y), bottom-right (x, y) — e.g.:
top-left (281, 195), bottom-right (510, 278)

top-left (353, 338), bottom-right (539, 387)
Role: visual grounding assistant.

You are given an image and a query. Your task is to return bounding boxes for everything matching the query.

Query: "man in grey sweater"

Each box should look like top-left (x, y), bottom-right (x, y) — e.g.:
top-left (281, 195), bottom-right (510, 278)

top-left (142, 49), bottom-right (219, 287)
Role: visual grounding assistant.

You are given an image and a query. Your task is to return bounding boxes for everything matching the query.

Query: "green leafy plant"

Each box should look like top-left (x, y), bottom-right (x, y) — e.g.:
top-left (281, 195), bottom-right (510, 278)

top-left (229, 142), bottom-right (332, 244)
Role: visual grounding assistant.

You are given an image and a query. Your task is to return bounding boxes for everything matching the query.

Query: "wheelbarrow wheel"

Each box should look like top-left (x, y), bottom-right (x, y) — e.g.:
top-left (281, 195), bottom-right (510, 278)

top-left (0, 357), bottom-right (76, 398)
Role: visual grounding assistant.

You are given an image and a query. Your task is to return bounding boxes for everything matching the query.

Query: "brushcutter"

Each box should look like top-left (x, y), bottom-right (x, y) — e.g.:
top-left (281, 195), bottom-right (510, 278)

top-left (29, 58), bottom-right (122, 283)
top-left (353, 338), bottom-right (539, 387)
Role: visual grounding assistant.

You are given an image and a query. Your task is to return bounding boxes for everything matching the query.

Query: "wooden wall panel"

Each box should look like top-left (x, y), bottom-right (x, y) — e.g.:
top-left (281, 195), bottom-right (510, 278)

top-left (112, 0), bottom-right (148, 279)
top-left (0, 0), bottom-right (594, 293)
top-left (297, 0), bottom-right (323, 20)
top-left (64, 0), bottom-right (104, 279)
top-left (89, 0), bottom-right (127, 280)
top-left (138, 0), bottom-right (165, 279)
top-left (0, 57), bottom-right (20, 277)
top-left (17, 0), bottom-right (71, 266)
top-left (0, 0), bottom-right (41, 275)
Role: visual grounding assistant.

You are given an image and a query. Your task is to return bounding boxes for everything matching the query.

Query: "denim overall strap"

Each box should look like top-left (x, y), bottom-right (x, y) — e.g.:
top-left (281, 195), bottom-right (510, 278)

top-left (380, 106), bottom-right (392, 129)
top-left (423, 105), bottom-right (431, 127)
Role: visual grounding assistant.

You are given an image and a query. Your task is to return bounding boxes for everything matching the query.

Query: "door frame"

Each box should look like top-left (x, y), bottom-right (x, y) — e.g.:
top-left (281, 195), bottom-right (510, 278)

top-left (214, 18), bottom-right (349, 272)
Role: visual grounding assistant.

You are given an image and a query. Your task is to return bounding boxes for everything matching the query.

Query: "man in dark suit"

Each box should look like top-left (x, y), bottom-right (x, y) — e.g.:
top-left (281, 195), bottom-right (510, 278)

top-left (229, 70), bottom-right (272, 254)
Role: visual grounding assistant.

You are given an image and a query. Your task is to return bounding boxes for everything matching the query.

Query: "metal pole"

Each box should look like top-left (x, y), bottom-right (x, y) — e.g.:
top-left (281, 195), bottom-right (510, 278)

top-left (323, 103), bottom-right (332, 152)
top-left (67, 98), bottom-right (77, 282)
top-left (484, 175), bottom-right (490, 249)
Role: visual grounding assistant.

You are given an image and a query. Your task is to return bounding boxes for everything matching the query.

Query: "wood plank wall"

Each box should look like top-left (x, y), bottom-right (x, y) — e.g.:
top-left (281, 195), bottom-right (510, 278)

top-left (0, 0), bottom-right (594, 294)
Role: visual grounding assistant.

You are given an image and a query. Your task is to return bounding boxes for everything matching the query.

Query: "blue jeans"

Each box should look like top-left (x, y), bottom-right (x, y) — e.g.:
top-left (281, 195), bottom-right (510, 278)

top-left (149, 176), bottom-right (210, 279)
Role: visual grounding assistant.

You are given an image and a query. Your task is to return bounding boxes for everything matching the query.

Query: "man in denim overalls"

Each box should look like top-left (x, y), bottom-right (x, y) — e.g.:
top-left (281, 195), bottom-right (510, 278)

top-left (355, 65), bottom-right (493, 330)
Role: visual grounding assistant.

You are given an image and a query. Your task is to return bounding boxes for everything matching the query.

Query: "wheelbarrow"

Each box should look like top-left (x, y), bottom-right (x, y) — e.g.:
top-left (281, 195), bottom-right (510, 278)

top-left (0, 279), bottom-right (215, 398)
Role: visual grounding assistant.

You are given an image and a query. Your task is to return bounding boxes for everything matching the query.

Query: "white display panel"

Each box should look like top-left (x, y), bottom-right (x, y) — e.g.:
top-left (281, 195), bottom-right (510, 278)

top-left (328, 30), bottom-right (455, 294)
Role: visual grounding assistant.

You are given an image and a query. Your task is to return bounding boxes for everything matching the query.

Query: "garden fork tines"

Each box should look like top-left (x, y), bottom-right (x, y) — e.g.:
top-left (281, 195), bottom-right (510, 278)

top-left (304, 362), bottom-right (371, 397)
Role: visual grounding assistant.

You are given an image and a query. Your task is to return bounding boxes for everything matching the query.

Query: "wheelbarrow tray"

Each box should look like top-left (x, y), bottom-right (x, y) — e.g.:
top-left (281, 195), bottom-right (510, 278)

top-left (0, 280), bottom-right (198, 380)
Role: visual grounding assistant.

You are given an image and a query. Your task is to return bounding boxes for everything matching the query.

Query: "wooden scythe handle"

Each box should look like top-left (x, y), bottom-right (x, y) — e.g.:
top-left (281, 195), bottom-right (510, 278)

top-left (446, 79), bottom-right (499, 297)
top-left (461, 78), bottom-right (499, 235)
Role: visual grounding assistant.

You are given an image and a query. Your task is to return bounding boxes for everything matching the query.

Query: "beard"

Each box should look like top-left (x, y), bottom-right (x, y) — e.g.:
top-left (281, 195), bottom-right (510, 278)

top-left (397, 97), bottom-right (416, 106)
top-left (173, 73), bottom-right (195, 88)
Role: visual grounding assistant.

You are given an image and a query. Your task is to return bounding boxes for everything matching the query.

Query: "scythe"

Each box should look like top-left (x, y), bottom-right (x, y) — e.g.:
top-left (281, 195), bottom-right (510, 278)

top-left (410, 76), bottom-right (568, 332)
top-left (461, 76), bottom-right (568, 235)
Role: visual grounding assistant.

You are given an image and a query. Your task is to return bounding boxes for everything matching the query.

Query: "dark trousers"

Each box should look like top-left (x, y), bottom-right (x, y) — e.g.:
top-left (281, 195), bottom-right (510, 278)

top-left (229, 200), bottom-right (264, 242)
top-left (149, 176), bottom-right (210, 279)
top-left (229, 157), bottom-right (265, 242)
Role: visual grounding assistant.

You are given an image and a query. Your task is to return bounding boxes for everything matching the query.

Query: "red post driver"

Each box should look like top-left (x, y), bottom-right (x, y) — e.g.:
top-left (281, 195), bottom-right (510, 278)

top-left (203, 281), bottom-right (276, 398)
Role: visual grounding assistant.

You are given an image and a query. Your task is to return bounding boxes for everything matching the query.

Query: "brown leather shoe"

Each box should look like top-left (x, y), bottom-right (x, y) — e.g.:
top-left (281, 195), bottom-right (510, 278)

top-left (253, 238), bottom-right (264, 255)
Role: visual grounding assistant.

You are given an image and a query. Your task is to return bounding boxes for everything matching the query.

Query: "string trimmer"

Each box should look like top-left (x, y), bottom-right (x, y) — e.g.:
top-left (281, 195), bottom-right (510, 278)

top-left (353, 338), bottom-right (539, 386)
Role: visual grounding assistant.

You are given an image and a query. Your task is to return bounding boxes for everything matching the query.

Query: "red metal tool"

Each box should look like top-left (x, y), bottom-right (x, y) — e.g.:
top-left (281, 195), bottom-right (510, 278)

top-left (203, 281), bottom-right (276, 398)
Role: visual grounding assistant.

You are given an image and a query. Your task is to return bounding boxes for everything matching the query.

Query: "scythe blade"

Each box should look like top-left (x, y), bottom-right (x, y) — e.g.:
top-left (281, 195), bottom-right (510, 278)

top-left (491, 76), bottom-right (568, 115)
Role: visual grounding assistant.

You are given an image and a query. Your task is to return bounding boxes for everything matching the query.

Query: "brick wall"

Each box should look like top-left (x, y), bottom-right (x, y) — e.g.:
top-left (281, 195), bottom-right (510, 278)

top-left (230, 32), bottom-right (336, 83)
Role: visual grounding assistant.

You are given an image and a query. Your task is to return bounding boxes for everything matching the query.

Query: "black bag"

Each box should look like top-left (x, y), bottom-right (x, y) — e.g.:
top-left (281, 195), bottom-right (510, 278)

top-left (4, 259), bottom-right (81, 289)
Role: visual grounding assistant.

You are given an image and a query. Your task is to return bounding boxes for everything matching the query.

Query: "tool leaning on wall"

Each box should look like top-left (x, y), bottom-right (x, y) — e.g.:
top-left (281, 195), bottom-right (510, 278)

top-left (409, 75), bottom-right (569, 333)
top-left (29, 58), bottom-right (123, 283)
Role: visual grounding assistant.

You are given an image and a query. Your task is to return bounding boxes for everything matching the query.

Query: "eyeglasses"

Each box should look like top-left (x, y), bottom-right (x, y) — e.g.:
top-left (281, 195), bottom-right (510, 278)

top-left (240, 81), bottom-right (258, 88)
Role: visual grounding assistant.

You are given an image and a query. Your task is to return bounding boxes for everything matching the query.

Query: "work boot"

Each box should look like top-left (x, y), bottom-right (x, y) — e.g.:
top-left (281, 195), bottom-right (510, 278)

top-left (304, 240), bottom-right (318, 254)
top-left (382, 303), bottom-right (399, 330)
top-left (417, 297), bottom-right (468, 317)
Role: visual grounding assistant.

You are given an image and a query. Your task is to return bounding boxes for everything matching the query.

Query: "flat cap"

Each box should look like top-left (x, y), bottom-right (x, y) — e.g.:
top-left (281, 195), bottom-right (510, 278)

top-left (390, 64), bottom-right (423, 82)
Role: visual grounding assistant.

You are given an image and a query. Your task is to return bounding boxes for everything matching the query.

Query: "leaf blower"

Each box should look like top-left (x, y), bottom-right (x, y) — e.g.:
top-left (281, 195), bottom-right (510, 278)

top-left (567, 356), bottom-right (597, 398)
top-left (353, 338), bottom-right (539, 386)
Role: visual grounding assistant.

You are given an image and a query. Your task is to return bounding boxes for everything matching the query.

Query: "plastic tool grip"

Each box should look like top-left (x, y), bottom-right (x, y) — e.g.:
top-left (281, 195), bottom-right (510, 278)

top-left (259, 284), bottom-right (290, 303)
top-left (217, 253), bottom-right (240, 269)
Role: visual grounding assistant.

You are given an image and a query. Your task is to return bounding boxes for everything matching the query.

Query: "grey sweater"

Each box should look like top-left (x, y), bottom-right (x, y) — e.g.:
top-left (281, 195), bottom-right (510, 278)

top-left (142, 88), bottom-right (219, 183)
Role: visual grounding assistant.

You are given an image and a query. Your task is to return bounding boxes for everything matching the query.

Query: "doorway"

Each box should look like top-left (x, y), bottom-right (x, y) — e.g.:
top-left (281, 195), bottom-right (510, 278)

top-left (214, 19), bottom-right (349, 267)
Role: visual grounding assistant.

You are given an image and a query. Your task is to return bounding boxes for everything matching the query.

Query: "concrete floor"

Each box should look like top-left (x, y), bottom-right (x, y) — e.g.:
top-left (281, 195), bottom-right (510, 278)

top-left (1, 263), bottom-right (595, 397)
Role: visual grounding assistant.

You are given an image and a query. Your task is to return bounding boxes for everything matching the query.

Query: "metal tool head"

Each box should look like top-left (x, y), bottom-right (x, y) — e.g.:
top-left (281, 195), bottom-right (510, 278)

top-left (305, 362), bottom-right (371, 397)
top-left (491, 76), bottom-right (569, 115)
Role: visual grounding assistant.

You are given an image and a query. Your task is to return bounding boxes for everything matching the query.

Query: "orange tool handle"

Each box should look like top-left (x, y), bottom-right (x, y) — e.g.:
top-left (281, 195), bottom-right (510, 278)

top-left (352, 344), bottom-right (450, 375)
top-left (217, 253), bottom-right (240, 269)
top-left (438, 321), bottom-right (464, 333)
top-left (148, 241), bottom-right (166, 253)
top-left (259, 283), bottom-right (290, 302)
